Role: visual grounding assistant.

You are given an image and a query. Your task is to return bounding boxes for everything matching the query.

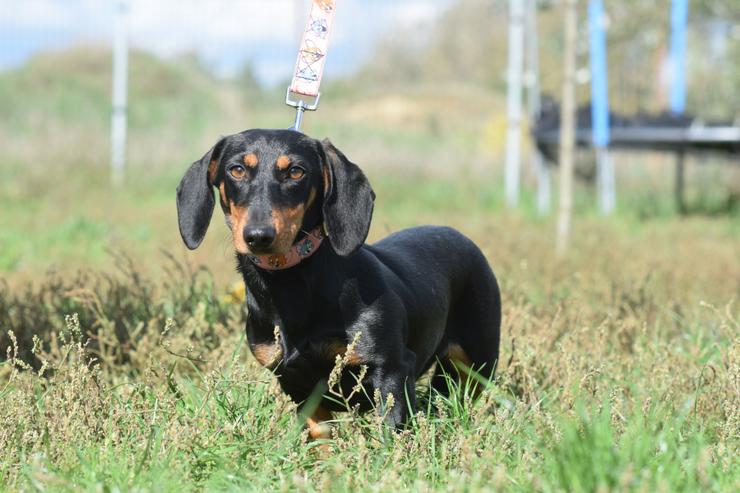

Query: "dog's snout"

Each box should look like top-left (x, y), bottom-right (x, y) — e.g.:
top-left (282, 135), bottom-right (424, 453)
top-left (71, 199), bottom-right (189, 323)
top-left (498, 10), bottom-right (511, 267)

top-left (243, 225), bottom-right (276, 250)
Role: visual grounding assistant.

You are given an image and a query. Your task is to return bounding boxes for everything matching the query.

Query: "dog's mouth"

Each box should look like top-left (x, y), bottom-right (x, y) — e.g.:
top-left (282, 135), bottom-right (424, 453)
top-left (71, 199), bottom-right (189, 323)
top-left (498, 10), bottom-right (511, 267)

top-left (238, 234), bottom-right (296, 257)
top-left (246, 245), bottom-right (278, 256)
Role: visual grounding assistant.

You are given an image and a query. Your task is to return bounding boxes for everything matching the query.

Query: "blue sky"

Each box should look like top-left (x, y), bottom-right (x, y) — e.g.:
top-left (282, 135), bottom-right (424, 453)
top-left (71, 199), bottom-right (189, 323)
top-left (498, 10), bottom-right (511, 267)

top-left (0, 0), bottom-right (454, 85)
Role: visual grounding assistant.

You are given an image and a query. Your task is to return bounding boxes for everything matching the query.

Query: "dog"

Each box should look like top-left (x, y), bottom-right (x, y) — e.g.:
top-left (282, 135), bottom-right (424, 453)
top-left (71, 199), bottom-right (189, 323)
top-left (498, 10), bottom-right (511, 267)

top-left (176, 129), bottom-right (501, 438)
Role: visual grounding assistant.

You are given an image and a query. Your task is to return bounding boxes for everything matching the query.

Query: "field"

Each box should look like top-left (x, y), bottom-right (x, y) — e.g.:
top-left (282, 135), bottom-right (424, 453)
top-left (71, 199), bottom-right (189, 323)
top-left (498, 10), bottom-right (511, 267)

top-left (1, 47), bottom-right (739, 492)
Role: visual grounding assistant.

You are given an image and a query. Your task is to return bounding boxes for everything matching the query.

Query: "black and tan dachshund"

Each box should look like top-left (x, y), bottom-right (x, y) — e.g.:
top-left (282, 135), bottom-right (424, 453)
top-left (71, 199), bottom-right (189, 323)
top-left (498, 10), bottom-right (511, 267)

top-left (176, 129), bottom-right (501, 438)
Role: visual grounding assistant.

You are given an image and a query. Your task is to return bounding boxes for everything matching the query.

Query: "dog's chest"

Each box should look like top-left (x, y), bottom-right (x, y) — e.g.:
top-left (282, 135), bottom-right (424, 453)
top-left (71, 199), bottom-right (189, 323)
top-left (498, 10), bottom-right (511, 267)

top-left (248, 335), bottom-right (360, 371)
top-left (248, 335), bottom-right (369, 403)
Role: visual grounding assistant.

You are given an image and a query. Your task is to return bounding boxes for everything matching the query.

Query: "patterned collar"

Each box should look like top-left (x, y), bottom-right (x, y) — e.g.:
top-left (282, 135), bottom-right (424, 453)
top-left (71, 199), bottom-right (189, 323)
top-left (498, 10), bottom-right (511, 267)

top-left (247, 226), bottom-right (325, 270)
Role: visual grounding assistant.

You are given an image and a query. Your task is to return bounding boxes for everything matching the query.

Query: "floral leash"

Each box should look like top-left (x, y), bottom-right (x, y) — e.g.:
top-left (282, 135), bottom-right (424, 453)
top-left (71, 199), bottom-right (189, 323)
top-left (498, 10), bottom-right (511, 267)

top-left (286, 0), bottom-right (338, 131)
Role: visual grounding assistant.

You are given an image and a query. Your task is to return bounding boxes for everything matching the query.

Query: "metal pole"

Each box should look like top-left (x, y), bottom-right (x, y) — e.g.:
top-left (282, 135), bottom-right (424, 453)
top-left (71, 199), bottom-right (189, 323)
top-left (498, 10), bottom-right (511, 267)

top-left (111, 0), bottom-right (129, 187)
top-left (588, 0), bottom-right (615, 214)
top-left (675, 150), bottom-right (686, 214)
top-left (670, 0), bottom-right (689, 211)
top-left (556, 0), bottom-right (578, 256)
top-left (596, 149), bottom-right (615, 213)
top-left (669, 0), bottom-right (689, 114)
top-left (525, 0), bottom-right (550, 215)
top-left (505, 0), bottom-right (525, 209)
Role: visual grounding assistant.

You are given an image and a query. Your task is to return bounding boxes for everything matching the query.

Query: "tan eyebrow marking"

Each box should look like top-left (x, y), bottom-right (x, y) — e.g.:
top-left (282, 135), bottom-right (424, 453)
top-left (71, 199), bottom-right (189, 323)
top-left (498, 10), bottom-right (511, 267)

top-left (276, 155), bottom-right (291, 170)
top-left (244, 153), bottom-right (258, 167)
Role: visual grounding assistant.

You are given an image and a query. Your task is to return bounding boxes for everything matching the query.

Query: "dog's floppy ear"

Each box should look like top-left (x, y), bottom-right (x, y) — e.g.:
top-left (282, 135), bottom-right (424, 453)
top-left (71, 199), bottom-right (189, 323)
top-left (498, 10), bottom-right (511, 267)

top-left (320, 139), bottom-right (375, 256)
top-left (176, 138), bottom-right (226, 250)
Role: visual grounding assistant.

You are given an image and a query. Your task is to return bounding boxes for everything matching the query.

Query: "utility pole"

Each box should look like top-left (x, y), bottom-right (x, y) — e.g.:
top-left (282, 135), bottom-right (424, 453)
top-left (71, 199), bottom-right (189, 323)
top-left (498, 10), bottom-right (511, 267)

top-left (111, 0), bottom-right (129, 187)
top-left (525, 0), bottom-right (550, 215)
top-left (505, 0), bottom-right (525, 209)
top-left (556, 0), bottom-right (578, 256)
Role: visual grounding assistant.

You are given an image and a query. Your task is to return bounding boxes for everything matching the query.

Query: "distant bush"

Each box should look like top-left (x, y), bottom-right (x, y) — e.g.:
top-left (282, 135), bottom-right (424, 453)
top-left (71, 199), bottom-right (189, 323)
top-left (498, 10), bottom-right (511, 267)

top-left (0, 253), bottom-right (242, 372)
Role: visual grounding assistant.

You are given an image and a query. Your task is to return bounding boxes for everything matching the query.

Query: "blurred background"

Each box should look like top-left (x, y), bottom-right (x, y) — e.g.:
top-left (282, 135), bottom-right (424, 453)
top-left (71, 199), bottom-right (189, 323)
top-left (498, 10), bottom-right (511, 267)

top-left (3, 3), bottom-right (740, 489)
top-left (0, 0), bottom-right (738, 284)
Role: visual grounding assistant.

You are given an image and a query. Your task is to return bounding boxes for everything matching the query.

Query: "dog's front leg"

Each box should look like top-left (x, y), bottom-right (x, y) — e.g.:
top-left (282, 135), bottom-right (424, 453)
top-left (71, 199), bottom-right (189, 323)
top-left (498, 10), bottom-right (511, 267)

top-left (372, 350), bottom-right (417, 429)
top-left (305, 405), bottom-right (333, 440)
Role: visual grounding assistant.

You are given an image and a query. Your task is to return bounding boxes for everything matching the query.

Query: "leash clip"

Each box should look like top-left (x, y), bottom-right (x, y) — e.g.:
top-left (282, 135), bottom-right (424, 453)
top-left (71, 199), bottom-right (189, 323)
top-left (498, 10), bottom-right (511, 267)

top-left (286, 89), bottom-right (320, 132)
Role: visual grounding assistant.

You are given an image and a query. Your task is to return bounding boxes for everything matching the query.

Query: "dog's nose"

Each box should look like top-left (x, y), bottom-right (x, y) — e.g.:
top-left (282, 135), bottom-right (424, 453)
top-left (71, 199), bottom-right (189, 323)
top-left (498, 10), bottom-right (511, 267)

top-left (244, 226), bottom-right (276, 250)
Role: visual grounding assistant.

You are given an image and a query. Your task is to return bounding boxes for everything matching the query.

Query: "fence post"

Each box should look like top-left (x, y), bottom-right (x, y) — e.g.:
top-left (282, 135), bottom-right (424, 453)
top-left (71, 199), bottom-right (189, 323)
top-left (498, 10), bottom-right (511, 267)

top-left (556, 0), bottom-right (578, 256)
top-left (589, 0), bottom-right (615, 215)
top-left (670, 0), bottom-right (689, 212)
top-left (669, 0), bottom-right (689, 114)
top-left (505, 0), bottom-right (525, 209)
top-left (525, 0), bottom-right (550, 215)
top-left (111, 0), bottom-right (129, 187)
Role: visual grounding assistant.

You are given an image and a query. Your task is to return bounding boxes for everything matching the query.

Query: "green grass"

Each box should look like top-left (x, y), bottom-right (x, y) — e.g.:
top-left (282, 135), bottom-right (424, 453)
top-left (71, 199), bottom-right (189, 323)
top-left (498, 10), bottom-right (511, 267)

top-left (1, 203), bottom-right (737, 490)
top-left (1, 284), bottom-right (737, 491)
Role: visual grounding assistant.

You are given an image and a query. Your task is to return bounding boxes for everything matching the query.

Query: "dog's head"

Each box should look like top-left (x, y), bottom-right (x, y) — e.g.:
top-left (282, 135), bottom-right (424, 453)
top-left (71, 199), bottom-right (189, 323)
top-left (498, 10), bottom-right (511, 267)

top-left (176, 129), bottom-right (375, 257)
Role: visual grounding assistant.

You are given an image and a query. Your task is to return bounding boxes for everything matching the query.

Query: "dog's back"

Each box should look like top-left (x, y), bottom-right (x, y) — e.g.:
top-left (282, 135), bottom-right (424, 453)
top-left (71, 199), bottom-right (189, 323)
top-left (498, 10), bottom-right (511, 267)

top-left (367, 225), bottom-right (501, 383)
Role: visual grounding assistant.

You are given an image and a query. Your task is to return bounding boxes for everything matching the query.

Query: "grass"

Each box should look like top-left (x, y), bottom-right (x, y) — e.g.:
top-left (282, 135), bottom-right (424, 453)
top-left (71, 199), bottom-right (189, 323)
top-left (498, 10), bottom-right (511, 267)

top-left (1, 47), bottom-right (739, 491)
top-left (1, 208), bottom-right (737, 491)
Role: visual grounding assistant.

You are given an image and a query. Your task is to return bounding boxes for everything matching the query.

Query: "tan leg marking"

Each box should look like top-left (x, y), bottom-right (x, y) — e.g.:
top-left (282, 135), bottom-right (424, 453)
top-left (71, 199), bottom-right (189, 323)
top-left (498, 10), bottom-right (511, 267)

top-left (447, 344), bottom-right (473, 367)
top-left (322, 340), bottom-right (363, 366)
top-left (446, 343), bottom-right (482, 399)
top-left (251, 342), bottom-right (283, 368)
top-left (306, 405), bottom-right (332, 440)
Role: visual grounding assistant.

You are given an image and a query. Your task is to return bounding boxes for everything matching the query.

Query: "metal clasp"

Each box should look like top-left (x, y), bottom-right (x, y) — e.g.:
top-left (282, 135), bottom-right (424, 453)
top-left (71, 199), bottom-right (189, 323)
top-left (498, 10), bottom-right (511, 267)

top-left (286, 88), bottom-right (320, 132)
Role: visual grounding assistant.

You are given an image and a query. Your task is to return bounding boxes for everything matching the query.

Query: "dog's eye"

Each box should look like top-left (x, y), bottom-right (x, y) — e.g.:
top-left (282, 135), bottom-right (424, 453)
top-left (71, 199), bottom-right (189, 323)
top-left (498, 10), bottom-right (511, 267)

top-left (289, 166), bottom-right (305, 180)
top-left (229, 165), bottom-right (247, 180)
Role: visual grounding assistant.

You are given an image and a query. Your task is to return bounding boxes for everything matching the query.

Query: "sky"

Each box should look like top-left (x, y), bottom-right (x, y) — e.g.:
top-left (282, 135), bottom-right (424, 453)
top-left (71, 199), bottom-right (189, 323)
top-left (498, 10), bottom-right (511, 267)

top-left (0, 0), bottom-right (454, 85)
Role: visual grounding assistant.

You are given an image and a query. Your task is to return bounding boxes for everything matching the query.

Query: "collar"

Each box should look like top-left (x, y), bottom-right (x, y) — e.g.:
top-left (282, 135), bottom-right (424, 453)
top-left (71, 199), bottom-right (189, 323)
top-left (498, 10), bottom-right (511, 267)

top-left (247, 226), bottom-right (325, 270)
